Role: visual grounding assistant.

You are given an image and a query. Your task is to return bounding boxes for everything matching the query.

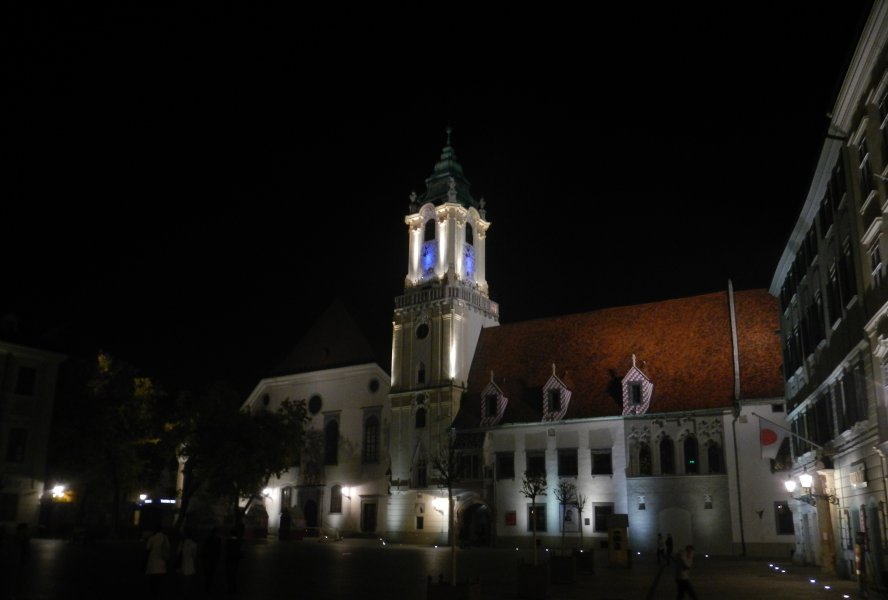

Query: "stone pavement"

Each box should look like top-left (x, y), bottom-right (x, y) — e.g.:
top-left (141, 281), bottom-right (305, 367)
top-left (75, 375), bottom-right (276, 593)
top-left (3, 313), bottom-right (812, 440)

top-left (474, 549), bottom-right (864, 600)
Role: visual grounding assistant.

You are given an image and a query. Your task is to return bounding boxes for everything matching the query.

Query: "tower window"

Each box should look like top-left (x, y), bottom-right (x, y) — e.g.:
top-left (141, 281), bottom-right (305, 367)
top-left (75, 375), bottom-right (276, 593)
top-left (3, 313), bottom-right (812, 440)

top-left (683, 436), bottom-right (699, 474)
top-left (629, 383), bottom-right (642, 405)
top-left (485, 394), bottom-right (498, 418)
top-left (424, 219), bottom-right (435, 242)
top-left (547, 389), bottom-right (561, 413)
top-left (417, 362), bottom-right (426, 384)
top-left (362, 416), bottom-right (380, 463)
top-left (416, 324), bottom-right (429, 340)
top-left (466, 222), bottom-right (473, 244)
top-left (659, 437), bottom-right (675, 474)
top-left (324, 420), bottom-right (339, 465)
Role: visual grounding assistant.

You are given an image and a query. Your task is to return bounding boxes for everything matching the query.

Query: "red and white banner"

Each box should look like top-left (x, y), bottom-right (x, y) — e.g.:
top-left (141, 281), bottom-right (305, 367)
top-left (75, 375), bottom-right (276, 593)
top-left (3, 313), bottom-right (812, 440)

top-left (759, 418), bottom-right (787, 460)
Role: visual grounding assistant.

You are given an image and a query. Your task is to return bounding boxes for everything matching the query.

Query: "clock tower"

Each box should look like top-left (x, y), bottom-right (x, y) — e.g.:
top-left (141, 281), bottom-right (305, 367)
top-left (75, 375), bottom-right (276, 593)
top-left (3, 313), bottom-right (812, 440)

top-left (388, 131), bottom-right (499, 538)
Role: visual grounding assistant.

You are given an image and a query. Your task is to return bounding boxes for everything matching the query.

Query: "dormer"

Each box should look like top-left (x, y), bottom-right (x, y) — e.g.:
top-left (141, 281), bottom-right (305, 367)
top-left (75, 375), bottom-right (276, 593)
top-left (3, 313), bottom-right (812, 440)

top-left (480, 377), bottom-right (507, 426)
top-left (622, 354), bottom-right (653, 416)
top-left (542, 364), bottom-right (571, 422)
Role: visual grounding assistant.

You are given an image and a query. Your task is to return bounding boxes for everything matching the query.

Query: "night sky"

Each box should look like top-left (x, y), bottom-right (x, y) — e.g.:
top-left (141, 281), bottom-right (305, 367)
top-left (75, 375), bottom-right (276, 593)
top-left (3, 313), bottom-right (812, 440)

top-left (3, 4), bottom-right (875, 396)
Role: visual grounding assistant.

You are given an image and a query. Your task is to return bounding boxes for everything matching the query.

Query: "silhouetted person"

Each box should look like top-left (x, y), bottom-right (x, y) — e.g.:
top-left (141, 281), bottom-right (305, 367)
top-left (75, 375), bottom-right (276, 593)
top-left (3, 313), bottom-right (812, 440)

top-left (665, 533), bottom-right (674, 564)
top-left (656, 533), bottom-right (665, 566)
top-left (279, 509), bottom-right (292, 541)
top-left (145, 524), bottom-right (170, 599)
top-left (201, 527), bottom-right (222, 593)
top-left (12, 522), bottom-right (31, 598)
top-left (224, 528), bottom-right (243, 595)
top-left (675, 545), bottom-right (698, 599)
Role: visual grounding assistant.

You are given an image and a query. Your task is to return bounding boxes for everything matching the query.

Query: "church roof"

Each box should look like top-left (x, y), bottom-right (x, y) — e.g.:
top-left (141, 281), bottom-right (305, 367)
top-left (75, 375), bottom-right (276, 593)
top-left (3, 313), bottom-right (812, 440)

top-left (455, 288), bottom-right (782, 427)
top-left (268, 299), bottom-right (387, 377)
top-left (418, 128), bottom-right (478, 209)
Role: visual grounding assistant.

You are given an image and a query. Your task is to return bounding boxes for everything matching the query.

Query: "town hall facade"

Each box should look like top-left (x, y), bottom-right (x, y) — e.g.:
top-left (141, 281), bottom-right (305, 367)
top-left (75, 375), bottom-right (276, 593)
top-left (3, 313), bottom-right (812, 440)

top-left (241, 133), bottom-right (795, 558)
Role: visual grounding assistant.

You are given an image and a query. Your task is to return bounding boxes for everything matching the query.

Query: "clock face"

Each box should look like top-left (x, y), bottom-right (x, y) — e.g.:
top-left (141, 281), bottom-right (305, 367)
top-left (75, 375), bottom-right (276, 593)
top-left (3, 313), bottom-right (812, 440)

top-left (421, 241), bottom-right (437, 274)
top-left (463, 244), bottom-right (475, 278)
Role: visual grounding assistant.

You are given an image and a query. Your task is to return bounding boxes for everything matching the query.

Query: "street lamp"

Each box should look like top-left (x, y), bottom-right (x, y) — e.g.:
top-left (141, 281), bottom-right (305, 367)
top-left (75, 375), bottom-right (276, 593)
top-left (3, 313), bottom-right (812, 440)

top-left (785, 473), bottom-right (839, 506)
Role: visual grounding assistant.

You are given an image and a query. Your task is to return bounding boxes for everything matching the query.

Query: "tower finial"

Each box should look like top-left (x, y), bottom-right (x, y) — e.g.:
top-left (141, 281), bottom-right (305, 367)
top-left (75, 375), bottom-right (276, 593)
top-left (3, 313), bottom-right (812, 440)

top-left (632, 353), bottom-right (637, 368)
top-left (445, 124), bottom-right (452, 146)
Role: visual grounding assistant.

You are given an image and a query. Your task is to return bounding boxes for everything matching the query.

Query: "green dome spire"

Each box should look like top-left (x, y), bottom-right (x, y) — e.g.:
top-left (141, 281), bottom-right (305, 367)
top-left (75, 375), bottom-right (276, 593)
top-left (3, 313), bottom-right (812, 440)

top-left (419, 127), bottom-right (477, 209)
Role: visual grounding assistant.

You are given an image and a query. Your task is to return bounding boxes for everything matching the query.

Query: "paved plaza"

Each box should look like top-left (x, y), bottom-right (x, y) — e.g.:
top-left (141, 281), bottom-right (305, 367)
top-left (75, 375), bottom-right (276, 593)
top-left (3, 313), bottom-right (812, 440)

top-left (0, 536), bottom-right (868, 599)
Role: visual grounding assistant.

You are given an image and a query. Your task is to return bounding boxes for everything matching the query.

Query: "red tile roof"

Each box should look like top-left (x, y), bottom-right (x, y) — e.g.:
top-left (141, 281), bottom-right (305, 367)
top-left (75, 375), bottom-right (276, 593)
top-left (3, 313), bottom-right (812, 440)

top-left (456, 289), bottom-right (783, 427)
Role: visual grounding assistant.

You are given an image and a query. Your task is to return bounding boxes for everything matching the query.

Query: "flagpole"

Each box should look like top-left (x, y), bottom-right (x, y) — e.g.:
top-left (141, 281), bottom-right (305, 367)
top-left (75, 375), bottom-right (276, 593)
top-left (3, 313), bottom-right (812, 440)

top-left (751, 412), bottom-right (822, 450)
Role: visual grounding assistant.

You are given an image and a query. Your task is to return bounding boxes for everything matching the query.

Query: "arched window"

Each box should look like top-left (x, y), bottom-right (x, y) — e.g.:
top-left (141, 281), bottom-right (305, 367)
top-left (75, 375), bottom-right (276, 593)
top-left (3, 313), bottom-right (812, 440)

top-left (466, 222), bottom-right (473, 244)
top-left (415, 407), bottom-right (426, 429)
top-left (638, 443), bottom-right (652, 476)
top-left (324, 420), bottom-right (339, 465)
top-left (708, 442), bottom-right (724, 473)
top-left (684, 436), bottom-right (699, 474)
top-left (424, 219), bottom-right (435, 242)
top-left (660, 437), bottom-right (675, 474)
top-left (417, 362), bottom-right (426, 385)
top-left (363, 416), bottom-right (380, 463)
top-left (330, 485), bottom-right (342, 513)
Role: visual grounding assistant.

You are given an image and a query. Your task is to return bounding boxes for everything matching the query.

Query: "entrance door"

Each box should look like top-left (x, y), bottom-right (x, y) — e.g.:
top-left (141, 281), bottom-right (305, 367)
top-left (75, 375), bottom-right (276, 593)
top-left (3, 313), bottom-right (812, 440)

top-left (362, 502), bottom-right (377, 532)
top-left (304, 499), bottom-right (318, 528)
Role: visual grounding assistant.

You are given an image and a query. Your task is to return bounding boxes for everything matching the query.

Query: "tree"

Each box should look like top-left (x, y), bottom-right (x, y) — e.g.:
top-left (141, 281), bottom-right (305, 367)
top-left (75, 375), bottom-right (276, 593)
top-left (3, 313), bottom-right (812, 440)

top-left (554, 479), bottom-right (577, 554)
top-left (178, 384), bottom-right (307, 528)
top-left (50, 352), bottom-right (166, 537)
top-left (430, 428), bottom-right (461, 586)
top-left (520, 471), bottom-right (548, 567)
top-left (575, 492), bottom-right (588, 551)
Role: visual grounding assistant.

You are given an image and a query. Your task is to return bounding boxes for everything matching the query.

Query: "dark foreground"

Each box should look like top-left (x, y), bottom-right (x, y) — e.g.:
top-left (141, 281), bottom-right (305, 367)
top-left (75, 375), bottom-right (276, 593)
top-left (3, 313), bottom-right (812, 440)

top-left (0, 536), bottom-right (865, 599)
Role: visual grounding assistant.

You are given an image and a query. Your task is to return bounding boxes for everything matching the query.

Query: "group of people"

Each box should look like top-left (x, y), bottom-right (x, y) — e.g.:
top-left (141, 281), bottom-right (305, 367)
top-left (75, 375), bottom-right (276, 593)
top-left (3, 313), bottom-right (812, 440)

top-left (145, 525), bottom-right (243, 597)
top-left (657, 533), bottom-right (698, 599)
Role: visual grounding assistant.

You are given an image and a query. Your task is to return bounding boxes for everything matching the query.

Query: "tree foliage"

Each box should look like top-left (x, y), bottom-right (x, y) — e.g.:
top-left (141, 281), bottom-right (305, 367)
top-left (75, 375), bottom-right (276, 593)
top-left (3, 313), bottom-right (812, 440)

top-left (169, 382), bottom-right (308, 531)
top-left (50, 352), bottom-right (166, 536)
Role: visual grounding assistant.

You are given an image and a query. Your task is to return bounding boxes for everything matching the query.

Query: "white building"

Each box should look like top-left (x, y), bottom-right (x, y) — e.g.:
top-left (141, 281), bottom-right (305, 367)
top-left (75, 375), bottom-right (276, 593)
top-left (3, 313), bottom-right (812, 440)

top-left (241, 300), bottom-right (390, 538)
top-left (770, 0), bottom-right (888, 585)
top-left (0, 338), bottom-right (65, 530)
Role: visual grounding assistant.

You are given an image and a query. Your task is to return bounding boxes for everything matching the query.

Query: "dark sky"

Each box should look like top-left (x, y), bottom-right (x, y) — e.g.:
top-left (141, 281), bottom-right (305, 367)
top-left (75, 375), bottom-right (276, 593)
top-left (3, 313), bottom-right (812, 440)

top-left (3, 4), bottom-right (875, 396)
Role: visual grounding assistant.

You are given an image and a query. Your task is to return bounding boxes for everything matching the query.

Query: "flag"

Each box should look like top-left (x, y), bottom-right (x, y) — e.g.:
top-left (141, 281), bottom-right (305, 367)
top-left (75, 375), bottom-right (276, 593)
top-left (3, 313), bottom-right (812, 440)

top-left (759, 417), bottom-right (787, 460)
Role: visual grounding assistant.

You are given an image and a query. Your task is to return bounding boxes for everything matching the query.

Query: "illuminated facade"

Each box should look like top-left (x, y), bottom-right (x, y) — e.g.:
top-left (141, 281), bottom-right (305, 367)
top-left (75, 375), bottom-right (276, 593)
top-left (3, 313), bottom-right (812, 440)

top-left (0, 339), bottom-right (65, 529)
top-left (240, 301), bottom-right (391, 538)
top-left (770, 1), bottom-right (888, 582)
top-left (387, 134), bottom-right (500, 543)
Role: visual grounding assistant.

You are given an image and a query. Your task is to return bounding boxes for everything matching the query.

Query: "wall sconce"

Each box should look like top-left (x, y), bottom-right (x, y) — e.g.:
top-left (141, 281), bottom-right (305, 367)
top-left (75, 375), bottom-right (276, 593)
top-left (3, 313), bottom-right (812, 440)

top-left (785, 473), bottom-right (839, 506)
top-left (432, 497), bottom-right (448, 513)
top-left (342, 487), bottom-right (351, 499)
top-left (262, 487), bottom-right (272, 498)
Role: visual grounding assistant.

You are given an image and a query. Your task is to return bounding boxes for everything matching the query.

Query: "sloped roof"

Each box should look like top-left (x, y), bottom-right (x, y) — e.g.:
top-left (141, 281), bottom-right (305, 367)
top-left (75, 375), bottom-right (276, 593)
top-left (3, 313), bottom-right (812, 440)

top-left (456, 289), bottom-right (782, 427)
top-left (268, 299), bottom-right (387, 377)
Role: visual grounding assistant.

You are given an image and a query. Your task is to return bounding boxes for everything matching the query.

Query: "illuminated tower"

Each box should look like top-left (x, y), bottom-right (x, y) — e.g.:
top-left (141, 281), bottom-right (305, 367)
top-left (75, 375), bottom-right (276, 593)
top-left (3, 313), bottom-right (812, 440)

top-left (388, 130), bottom-right (499, 539)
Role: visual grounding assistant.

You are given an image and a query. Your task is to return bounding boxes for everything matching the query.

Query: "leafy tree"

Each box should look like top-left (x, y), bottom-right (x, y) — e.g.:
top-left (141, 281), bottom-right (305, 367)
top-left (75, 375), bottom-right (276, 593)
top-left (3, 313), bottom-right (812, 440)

top-left (50, 352), bottom-right (166, 537)
top-left (431, 428), bottom-right (461, 586)
top-left (554, 479), bottom-right (577, 554)
top-left (170, 384), bottom-right (308, 531)
top-left (520, 471), bottom-right (548, 566)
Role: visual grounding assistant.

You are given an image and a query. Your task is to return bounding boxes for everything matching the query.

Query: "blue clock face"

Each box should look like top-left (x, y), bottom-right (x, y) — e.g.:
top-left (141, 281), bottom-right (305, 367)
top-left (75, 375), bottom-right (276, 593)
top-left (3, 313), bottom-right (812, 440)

top-left (463, 244), bottom-right (475, 278)
top-left (421, 241), bottom-right (437, 274)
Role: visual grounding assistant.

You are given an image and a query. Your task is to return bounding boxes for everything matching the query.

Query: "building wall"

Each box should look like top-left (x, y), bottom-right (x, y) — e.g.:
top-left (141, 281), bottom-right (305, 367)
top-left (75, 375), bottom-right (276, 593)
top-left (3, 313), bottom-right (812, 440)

top-left (770, 1), bottom-right (888, 579)
top-left (0, 341), bottom-right (64, 530)
top-left (726, 402), bottom-right (796, 558)
top-left (241, 363), bottom-right (390, 537)
top-left (486, 420), bottom-right (627, 549)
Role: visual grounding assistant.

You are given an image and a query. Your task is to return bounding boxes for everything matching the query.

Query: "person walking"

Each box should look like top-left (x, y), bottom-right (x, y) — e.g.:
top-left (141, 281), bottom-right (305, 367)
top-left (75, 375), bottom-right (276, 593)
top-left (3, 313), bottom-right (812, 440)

top-left (177, 527), bottom-right (198, 597)
top-left (656, 533), bottom-right (665, 566)
top-left (201, 527), bottom-right (222, 593)
top-left (224, 528), bottom-right (243, 596)
top-left (665, 533), bottom-right (674, 564)
top-left (145, 524), bottom-right (171, 599)
top-left (674, 544), bottom-right (698, 600)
